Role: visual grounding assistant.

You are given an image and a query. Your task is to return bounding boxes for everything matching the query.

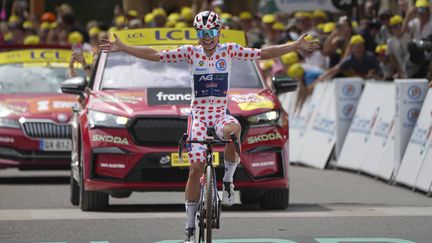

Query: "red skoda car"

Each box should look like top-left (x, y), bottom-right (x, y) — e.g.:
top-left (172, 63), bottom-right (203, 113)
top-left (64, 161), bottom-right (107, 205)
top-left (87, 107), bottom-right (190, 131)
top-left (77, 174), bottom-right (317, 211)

top-left (0, 47), bottom-right (83, 170)
top-left (62, 28), bottom-right (295, 211)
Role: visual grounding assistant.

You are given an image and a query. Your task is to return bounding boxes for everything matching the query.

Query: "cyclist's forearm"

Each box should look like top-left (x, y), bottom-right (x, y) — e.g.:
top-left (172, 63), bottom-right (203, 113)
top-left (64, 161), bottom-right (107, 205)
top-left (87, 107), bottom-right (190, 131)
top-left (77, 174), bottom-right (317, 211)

top-left (260, 42), bottom-right (300, 60)
top-left (119, 43), bottom-right (160, 62)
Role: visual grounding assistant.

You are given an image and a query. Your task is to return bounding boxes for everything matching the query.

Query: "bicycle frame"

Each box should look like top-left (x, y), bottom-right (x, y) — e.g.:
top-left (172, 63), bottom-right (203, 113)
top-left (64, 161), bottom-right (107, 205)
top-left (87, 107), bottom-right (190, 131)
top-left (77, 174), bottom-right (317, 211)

top-left (178, 131), bottom-right (240, 243)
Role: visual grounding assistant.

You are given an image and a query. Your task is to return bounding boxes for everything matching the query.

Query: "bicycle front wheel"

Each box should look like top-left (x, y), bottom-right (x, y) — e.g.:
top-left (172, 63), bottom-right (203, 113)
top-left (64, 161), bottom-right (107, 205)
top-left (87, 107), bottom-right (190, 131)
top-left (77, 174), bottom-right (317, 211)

top-left (205, 165), bottom-right (213, 242)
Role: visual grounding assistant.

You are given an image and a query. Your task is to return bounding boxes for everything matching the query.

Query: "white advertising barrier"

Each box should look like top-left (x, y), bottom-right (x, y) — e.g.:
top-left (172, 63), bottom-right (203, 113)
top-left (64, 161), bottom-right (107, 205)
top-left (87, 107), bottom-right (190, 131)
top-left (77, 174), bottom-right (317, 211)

top-left (334, 78), bottom-right (363, 160)
top-left (396, 88), bottom-right (432, 190)
top-left (298, 81), bottom-right (336, 169)
top-left (288, 82), bottom-right (329, 163)
top-left (278, 91), bottom-right (297, 115)
top-left (360, 83), bottom-right (395, 177)
top-left (336, 82), bottom-right (390, 170)
top-left (376, 127), bottom-right (396, 181)
top-left (415, 116), bottom-right (432, 193)
top-left (394, 79), bottom-right (429, 176)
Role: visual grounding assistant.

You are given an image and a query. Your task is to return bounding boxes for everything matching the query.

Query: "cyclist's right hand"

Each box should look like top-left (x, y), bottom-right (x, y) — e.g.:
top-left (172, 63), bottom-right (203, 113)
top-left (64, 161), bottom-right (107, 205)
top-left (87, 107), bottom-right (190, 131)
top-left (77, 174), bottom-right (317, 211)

top-left (100, 33), bottom-right (123, 52)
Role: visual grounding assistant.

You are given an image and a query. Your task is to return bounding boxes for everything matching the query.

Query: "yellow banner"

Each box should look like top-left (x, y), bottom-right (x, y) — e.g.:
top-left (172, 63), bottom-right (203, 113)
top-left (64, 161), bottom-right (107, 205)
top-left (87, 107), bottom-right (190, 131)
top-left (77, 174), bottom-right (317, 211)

top-left (171, 152), bottom-right (220, 167)
top-left (0, 49), bottom-right (93, 65)
top-left (114, 28), bottom-right (246, 47)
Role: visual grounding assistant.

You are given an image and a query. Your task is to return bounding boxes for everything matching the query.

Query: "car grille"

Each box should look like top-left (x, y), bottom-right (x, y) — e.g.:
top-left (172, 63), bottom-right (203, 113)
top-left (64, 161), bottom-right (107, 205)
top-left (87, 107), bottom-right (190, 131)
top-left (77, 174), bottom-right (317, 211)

top-left (22, 122), bottom-right (72, 139)
top-left (128, 116), bottom-right (248, 146)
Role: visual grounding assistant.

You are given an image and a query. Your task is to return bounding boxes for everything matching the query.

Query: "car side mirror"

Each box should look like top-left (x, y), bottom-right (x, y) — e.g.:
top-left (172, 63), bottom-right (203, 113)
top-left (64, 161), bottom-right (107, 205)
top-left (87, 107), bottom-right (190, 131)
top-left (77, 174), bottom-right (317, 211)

top-left (61, 76), bottom-right (86, 98)
top-left (272, 75), bottom-right (298, 94)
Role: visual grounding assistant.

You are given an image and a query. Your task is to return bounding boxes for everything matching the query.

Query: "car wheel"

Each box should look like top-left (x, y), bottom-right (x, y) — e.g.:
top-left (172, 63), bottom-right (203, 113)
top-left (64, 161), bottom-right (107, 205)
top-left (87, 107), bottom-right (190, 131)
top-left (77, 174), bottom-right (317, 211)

top-left (79, 139), bottom-right (108, 211)
top-left (70, 170), bottom-right (79, 206)
top-left (259, 188), bottom-right (289, 210)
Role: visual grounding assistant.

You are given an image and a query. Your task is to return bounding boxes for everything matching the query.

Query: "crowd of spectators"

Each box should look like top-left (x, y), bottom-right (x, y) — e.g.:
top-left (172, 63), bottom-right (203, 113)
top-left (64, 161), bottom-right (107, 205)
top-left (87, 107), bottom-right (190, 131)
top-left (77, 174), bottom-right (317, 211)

top-left (0, 0), bottom-right (431, 97)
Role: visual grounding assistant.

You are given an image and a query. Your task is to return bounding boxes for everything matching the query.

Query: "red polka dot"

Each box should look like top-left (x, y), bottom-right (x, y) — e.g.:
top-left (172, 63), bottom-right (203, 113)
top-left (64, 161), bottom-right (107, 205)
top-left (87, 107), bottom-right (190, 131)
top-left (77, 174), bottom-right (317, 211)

top-left (229, 45), bottom-right (233, 50)
top-left (201, 100), bottom-right (206, 104)
top-left (189, 153), bottom-right (193, 158)
top-left (223, 100), bottom-right (227, 104)
top-left (187, 47), bottom-right (192, 52)
top-left (159, 55), bottom-right (163, 60)
top-left (222, 52), bottom-right (226, 57)
top-left (252, 48), bottom-right (255, 51)
top-left (166, 54), bottom-right (170, 58)
top-left (215, 114), bottom-right (220, 118)
top-left (193, 138), bottom-right (198, 141)
top-left (209, 122), bottom-right (214, 126)
top-left (191, 60), bottom-right (193, 64)
top-left (239, 53), bottom-right (243, 57)
top-left (196, 53), bottom-right (200, 58)
top-left (230, 54), bottom-right (234, 58)
top-left (217, 100), bottom-right (221, 103)
top-left (240, 47), bottom-right (244, 50)
top-left (178, 54), bottom-right (182, 58)
top-left (200, 117), bottom-right (205, 120)
top-left (208, 115), bottom-right (213, 119)
top-left (200, 25), bottom-right (203, 29)
top-left (201, 127), bottom-right (205, 131)
top-left (197, 132), bottom-right (202, 136)
top-left (193, 100), bottom-right (198, 105)
top-left (177, 48), bottom-right (181, 52)
top-left (195, 123), bottom-right (199, 127)
top-left (215, 55), bottom-right (220, 59)
top-left (196, 158), bottom-right (201, 162)
top-left (245, 53), bottom-right (249, 57)
top-left (202, 56), bottom-right (206, 60)
top-left (257, 52), bottom-right (261, 56)
top-left (200, 111), bottom-right (204, 115)
top-left (207, 24), bottom-right (210, 28)
top-left (251, 53), bottom-right (255, 57)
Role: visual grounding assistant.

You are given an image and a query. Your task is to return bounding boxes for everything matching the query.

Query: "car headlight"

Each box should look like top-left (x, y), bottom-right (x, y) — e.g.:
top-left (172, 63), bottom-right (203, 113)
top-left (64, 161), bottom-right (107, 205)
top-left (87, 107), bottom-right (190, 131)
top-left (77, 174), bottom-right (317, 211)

top-left (0, 118), bottom-right (20, 128)
top-left (247, 110), bottom-right (280, 126)
top-left (87, 110), bottom-right (129, 128)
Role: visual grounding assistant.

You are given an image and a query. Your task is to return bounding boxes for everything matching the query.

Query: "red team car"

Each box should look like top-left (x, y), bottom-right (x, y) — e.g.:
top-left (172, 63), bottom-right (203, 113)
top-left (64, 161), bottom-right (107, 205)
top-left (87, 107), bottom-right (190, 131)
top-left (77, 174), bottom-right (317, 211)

top-left (0, 47), bottom-right (88, 170)
top-left (62, 28), bottom-right (295, 211)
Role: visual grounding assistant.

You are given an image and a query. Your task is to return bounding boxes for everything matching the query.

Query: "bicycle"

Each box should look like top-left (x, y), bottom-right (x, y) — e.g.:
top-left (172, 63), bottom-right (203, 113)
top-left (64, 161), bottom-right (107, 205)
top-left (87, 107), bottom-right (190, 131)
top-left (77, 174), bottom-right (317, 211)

top-left (178, 129), bottom-right (240, 243)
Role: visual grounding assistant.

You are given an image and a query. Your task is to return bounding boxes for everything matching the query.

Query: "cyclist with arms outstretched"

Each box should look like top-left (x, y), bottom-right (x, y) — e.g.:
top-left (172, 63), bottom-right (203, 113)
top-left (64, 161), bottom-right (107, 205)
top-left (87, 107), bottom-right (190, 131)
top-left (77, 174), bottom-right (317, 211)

top-left (100, 11), bottom-right (319, 243)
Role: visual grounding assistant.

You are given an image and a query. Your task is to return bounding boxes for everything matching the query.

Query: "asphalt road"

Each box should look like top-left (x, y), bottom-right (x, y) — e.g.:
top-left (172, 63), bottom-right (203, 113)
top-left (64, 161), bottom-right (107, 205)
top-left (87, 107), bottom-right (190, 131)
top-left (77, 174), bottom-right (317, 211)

top-left (0, 165), bottom-right (431, 243)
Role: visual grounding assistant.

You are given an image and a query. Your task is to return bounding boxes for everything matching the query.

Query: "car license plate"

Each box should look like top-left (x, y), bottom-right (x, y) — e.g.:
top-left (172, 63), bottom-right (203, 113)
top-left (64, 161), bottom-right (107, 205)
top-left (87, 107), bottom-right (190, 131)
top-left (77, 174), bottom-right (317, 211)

top-left (171, 152), bottom-right (219, 167)
top-left (40, 139), bottom-right (72, 151)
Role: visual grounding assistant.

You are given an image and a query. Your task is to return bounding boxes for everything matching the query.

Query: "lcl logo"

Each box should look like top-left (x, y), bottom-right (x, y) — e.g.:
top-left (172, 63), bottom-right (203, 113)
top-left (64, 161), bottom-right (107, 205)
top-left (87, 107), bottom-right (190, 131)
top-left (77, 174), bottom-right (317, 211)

top-left (30, 51), bottom-right (61, 60)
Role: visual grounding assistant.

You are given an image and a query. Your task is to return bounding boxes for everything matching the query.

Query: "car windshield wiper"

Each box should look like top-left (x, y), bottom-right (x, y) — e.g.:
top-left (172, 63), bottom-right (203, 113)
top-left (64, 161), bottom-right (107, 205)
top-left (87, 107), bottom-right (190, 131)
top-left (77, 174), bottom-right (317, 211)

top-left (101, 87), bottom-right (127, 91)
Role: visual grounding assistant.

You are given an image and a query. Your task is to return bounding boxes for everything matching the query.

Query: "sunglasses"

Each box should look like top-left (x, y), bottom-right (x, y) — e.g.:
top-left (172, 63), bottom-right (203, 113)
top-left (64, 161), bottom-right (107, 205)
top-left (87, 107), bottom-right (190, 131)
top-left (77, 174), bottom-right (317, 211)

top-left (196, 29), bottom-right (219, 38)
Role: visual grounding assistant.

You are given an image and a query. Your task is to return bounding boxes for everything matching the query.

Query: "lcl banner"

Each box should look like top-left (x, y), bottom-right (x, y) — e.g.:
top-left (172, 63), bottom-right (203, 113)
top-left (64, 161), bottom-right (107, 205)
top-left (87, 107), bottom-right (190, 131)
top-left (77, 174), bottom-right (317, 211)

top-left (334, 78), bottom-right (363, 160)
top-left (394, 79), bottom-right (429, 177)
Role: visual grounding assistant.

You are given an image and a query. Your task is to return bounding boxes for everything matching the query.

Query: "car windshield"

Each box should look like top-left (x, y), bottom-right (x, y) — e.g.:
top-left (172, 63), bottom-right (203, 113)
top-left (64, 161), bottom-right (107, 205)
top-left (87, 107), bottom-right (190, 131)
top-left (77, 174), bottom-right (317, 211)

top-left (0, 64), bottom-right (71, 94)
top-left (100, 51), bottom-right (263, 90)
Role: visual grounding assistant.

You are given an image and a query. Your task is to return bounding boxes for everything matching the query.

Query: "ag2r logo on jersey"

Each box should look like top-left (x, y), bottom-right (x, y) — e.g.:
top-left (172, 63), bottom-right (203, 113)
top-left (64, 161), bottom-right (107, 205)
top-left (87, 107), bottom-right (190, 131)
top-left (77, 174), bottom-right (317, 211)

top-left (194, 73), bottom-right (228, 97)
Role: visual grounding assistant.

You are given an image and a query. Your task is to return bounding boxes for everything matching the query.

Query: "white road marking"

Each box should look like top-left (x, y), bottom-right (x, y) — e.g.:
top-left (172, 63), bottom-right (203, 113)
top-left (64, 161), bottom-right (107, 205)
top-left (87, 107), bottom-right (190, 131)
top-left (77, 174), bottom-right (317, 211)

top-left (0, 206), bottom-right (431, 221)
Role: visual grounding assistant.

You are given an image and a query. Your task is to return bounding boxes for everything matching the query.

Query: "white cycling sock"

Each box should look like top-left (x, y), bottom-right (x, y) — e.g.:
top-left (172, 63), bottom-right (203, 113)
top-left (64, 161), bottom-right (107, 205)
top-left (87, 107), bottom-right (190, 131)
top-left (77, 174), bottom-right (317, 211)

top-left (223, 159), bottom-right (239, 182)
top-left (185, 201), bottom-right (198, 229)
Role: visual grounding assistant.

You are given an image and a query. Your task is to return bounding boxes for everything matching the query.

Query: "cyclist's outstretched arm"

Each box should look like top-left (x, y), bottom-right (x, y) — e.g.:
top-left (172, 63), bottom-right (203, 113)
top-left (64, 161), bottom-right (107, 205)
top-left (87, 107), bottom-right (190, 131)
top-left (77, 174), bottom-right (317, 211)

top-left (260, 34), bottom-right (320, 60)
top-left (100, 34), bottom-right (160, 62)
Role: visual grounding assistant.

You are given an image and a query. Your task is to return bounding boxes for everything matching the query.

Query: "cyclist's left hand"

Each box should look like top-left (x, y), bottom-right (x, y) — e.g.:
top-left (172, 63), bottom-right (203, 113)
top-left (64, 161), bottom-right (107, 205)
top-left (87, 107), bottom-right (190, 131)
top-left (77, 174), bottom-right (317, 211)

top-left (297, 34), bottom-right (320, 52)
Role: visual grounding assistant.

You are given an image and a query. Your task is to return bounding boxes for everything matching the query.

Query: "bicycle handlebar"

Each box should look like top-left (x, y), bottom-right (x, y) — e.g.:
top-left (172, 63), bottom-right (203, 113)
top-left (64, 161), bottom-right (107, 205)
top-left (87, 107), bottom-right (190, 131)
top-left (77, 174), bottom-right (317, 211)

top-left (178, 132), bottom-right (241, 164)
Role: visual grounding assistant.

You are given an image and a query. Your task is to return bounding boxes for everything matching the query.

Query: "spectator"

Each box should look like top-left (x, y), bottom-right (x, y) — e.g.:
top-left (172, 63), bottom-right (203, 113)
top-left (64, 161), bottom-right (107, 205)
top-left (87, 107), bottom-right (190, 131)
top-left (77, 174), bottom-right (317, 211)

top-left (239, 11), bottom-right (261, 48)
top-left (322, 16), bottom-right (354, 67)
top-left (403, 0), bottom-right (432, 41)
top-left (23, 34), bottom-right (39, 45)
top-left (295, 11), bottom-right (317, 37)
top-left (315, 35), bottom-right (380, 82)
top-left (375, 44), bottom-right (395, 80)
top-left (387, 15), bottom-right (411, 78)
top-left (286, 63), bottom-right (311, 113)
top-left (152, 8), bottom-right (167, 28)
top-left (377, 9), bottom-right (392, 44)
